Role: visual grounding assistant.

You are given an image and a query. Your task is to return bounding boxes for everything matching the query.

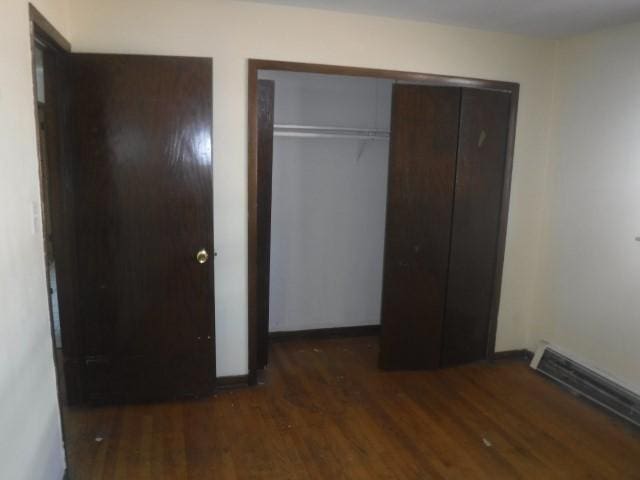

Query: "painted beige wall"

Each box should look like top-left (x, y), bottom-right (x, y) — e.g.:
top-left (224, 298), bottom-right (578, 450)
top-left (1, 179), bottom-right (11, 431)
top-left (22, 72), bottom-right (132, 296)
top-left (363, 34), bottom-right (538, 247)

top-left (67, 0), bottom-right (557, 376)
top-left (0, 0), bottom-right (70, 478)
top-left (530, 22), bottom-right (640, 391)
top-left (3, 0), bottom-right (638, 475)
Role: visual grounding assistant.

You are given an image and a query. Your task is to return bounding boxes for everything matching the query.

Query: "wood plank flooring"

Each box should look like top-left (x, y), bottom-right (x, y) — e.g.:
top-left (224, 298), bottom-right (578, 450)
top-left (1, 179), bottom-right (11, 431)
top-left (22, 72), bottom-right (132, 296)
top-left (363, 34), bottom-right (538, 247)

top-left (63, 336), bottom-right (640, 479)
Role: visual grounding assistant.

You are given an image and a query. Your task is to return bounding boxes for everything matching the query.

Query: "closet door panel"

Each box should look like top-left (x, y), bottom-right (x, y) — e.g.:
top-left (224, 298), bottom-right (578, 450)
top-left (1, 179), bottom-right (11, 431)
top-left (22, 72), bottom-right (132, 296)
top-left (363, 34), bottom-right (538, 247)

top-left (441, 88), bottom-right (511, 366)
top-left (379, 85), bottom-right (460, 370)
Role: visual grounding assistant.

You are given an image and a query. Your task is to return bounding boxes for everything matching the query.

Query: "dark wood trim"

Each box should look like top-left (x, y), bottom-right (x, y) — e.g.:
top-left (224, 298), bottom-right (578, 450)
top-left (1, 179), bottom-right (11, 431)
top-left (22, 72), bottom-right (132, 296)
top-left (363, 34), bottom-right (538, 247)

top-left (248, 62), bottom-right (259, 387)
top-left (29, 3), bottom-right (71, 53)
top-left (248, 59), bottom-right (520, 381)
top-left (270, 325), bottom-right (381, 342)
top-left (248, 59), bottom-right (517, 92)
top-left (256, 80), bottom-right (275, 369)
top-left (216, 375), bottom-right (250, 390)
top-left (491, 349), bottom-right (533, 362)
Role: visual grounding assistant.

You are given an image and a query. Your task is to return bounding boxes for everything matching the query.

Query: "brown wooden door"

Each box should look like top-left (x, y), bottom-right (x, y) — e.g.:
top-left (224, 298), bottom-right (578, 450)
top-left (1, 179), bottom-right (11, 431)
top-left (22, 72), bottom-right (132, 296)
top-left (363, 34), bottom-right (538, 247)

top-left (256, 79), bottom-right (275, 369)
top-left (379, 85), bottom-right (460, 370)
top-left (441, 88), bottom-right (511, 366)
top-left (69, 54), bottom-right (215, 402)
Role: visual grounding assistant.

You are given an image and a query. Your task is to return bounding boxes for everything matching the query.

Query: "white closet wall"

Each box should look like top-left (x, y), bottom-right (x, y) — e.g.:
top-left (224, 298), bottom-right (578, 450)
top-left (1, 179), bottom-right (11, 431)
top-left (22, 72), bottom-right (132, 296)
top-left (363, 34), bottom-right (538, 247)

top-left (259, 71), bottom-right (392, 332)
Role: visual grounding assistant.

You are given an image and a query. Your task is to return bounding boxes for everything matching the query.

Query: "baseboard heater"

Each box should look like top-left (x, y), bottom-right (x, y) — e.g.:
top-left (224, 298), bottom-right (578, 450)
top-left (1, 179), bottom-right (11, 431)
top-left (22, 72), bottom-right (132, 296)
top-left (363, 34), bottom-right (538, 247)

top-left (530, 342), bottom-right (640, 427)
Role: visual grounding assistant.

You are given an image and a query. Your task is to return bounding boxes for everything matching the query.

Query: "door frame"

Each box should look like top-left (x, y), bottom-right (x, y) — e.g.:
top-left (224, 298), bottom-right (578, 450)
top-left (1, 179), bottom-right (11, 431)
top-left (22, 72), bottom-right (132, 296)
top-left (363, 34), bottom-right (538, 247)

top-left (247, 59), bottom-right (519, 384)
top-left (29, 1), bottom-right (73, 471)
top-left (30, 5), bottom-right (82, 404)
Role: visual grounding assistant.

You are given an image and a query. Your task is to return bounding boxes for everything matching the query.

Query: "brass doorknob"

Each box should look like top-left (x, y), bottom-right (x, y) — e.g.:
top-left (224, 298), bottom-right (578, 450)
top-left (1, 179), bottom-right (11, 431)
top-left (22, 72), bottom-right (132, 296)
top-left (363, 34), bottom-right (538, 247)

top-left (196, 249), bottom-right (209, 264)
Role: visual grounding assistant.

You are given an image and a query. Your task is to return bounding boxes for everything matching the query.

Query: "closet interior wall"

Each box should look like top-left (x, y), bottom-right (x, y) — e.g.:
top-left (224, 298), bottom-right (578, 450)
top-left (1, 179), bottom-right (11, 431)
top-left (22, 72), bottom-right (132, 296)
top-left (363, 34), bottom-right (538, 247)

top-left (258, 71), bottom-right (392, 333)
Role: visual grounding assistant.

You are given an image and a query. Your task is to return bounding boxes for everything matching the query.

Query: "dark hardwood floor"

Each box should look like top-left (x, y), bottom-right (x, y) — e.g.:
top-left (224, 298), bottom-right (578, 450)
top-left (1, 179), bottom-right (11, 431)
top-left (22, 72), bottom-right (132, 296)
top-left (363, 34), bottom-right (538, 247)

top-left (64, 336), bottom-right (640, 479)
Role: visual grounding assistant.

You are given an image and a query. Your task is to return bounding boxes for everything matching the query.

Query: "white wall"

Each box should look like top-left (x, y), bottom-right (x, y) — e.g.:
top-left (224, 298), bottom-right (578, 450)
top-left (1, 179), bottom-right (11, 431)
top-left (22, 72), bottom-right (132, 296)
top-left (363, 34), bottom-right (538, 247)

top-left (0, 0), bottom-right (70, 479)
top-left (67, 0), bottom-right (557, 375)
top-left (260, 71), bottom-right (391, 332)
top-left (530, 22), bottom-right (640, 391)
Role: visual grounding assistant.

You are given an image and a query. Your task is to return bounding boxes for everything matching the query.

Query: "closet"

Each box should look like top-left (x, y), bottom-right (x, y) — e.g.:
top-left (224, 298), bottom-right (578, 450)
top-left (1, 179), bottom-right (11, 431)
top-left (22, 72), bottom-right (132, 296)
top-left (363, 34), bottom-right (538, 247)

top-left (256, 72), bottom-right (391, 369)
top-left (253, 64), bottom-right (515, 373)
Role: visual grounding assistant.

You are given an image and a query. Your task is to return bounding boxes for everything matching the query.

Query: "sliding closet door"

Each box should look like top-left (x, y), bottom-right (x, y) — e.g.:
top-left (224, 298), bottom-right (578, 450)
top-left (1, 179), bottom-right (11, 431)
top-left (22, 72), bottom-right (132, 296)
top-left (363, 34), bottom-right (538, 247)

top-left (256, 79), bottom-right (275, 369)
top-left (441, 88), bottom-right (511, 366)
top-left (379, 85), bottom-right (460, 370)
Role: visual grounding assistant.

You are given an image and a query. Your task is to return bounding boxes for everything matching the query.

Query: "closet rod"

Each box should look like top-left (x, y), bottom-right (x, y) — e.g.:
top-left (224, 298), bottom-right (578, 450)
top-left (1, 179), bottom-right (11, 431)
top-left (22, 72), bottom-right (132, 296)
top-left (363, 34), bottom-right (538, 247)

top-left (274, 123), bottom-right (390, 140)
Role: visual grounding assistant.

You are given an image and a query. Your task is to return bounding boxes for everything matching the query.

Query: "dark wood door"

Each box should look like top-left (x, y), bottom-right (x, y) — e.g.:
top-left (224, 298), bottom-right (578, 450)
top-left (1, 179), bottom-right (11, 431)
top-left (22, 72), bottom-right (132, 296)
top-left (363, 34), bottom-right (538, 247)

top-left (379, 85), bottom-right (460, 370)
top-left (256, 79), bottom-right (275, 369)
top-left (441, 88), bottom-right (511, 366)
top-left (69, 54), bottom-right (215, 402)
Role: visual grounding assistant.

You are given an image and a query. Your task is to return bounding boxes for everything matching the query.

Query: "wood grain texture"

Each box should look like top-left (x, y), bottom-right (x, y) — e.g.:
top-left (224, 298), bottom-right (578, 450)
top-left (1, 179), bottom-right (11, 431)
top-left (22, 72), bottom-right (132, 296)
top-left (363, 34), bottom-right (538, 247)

top-left (256, 80), bottom-right (275, 370)
top-left (69, 54), bottom-right (215, 402)
top-left (441, 88), bottom-right (512, 366)
top-left (64, 336), bottom-right (640, 479)
top-left (379, 85), bottom-right (460, 370)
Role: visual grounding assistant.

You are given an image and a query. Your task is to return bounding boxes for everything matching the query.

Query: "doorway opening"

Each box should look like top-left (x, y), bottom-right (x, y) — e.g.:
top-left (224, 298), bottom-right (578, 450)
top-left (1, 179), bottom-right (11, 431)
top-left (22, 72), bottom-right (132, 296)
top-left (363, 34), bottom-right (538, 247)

top-left (248, 60), bottom-right (519, 383)
top-left (258, 70), bottom-right (390, 366)
top-left (35, 37), bottom-right (66, 395)
top-left (30, 5), bottom-right (216, 412)
top-left (30, 4), bottom-right (76, 409)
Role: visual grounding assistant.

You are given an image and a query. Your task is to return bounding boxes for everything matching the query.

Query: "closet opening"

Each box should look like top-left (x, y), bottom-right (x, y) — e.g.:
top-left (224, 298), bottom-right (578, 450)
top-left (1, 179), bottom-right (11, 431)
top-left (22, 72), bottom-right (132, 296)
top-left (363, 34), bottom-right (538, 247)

top-left (248, 60), bottom-right (519, 385)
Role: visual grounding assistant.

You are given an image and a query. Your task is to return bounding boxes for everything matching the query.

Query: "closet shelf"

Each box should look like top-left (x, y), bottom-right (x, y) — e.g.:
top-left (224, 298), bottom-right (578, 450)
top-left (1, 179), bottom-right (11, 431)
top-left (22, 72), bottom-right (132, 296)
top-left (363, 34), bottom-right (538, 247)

top-left (274, 123), bottom-right (390, 140)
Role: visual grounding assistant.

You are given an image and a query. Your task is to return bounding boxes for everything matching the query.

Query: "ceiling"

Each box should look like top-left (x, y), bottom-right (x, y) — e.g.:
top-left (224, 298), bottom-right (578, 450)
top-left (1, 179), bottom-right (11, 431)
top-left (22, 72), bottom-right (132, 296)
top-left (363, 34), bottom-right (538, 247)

top-left (242, 0), bottom-right (640, 37)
